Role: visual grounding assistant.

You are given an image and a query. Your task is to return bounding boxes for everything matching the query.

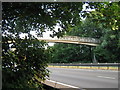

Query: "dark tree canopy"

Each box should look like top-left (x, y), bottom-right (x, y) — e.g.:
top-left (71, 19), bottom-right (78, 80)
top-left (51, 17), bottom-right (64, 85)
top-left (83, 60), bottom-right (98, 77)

top-left (2, 2), bottom-right (83, 37)
top-left (2, 2), bottom-right (83, 89)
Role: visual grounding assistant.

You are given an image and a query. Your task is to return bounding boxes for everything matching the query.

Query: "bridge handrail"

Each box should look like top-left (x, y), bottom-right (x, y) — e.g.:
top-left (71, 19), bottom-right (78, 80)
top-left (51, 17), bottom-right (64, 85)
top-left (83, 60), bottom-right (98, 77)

top-left (59, 36), bottom-right (101, 43)
top-left (39, 36), bottom-right (101, 44)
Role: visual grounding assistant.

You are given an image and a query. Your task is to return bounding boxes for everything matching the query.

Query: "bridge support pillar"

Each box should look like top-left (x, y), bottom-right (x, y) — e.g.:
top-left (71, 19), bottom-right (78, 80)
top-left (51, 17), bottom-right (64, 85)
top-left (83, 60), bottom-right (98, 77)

top-left (90, 46), bottom-right (97, 63)
top-left (93, 52), bottom-right (97, 63)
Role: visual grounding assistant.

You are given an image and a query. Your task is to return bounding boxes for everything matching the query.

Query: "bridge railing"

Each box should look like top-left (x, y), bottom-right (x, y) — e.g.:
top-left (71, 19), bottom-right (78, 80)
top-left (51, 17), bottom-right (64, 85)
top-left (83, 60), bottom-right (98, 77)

top-left (58, 36), bottom-right (101, 44)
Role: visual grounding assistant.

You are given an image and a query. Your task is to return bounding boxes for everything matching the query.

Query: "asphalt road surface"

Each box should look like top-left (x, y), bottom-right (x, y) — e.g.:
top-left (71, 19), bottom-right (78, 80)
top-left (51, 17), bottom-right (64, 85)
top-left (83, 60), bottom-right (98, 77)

top-left (48, 67), bottom-right (118, 89)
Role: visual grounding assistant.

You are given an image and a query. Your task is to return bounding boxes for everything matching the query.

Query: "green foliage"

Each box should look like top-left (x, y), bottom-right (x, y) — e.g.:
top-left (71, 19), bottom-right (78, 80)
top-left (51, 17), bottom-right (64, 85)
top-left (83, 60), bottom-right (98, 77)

top-left (2, 36), bottom-right (50, 89)
top-left (51, 43), bottom-right (93, 63)
top-left (50, 2), bottom-right (120, 63)
top-left (50, 18), bottom-right (104, 63)
top-left (95, 29), bottom-right (120, 63)
top-left (67, 18), bottom-right (104, 39)
top-left (87, 2), bottom-right (120, 31)
top-left (86, 2), bottom-right (120, 63)
top-left (2, 2), bottom-right (83, 38)
top-left (50, 17), bottom-right (120, 63)
top-left (2, 2), bottom-right (83, 89)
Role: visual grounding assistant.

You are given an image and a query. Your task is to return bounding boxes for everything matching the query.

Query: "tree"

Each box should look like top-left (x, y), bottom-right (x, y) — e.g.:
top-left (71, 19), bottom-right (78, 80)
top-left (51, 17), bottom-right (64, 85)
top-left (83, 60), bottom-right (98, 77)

top-left (84, 2), bottom-right (120, 31)
top-left (51, 18), bottom-right (104, 63)
top-left (50, 16), bottom-right (120, 63)
top-left (50, 2), bottom-right (120, 63)
top-left (51, 43), bottom-right (94, 63)
top-left (2, 37), bottom-right (50, 88)
top-left (85, 2), bottom-right (120, 63)
top-left (2, 2), bottom-right (83, 38)
top-left (2, 2), bottom-right (84, 89)
top-left (94, 29), bottom-right (120, 63)
top-left (67, 18), bottom-right (104, 39)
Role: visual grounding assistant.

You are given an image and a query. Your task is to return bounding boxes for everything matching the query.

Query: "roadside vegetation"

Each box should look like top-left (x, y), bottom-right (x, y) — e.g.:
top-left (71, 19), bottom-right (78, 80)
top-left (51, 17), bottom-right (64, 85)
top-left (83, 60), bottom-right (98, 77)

top-left (50, 18), bottom-right (120, 63)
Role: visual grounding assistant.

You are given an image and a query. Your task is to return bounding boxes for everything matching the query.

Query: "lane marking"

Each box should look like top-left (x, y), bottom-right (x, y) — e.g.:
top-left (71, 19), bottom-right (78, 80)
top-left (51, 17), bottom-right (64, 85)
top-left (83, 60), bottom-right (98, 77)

top-left (46, 79), bottom-right (79, 88)
top-left (76, 69), bottom-right (119, 72)
top-left (97, 76), bottom-right (116, 79)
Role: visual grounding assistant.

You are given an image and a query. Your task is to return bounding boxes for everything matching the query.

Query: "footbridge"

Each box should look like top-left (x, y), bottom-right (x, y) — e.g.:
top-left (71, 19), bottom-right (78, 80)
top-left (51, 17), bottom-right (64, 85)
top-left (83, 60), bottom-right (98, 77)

top-left (38, 36), bottom-right (101, 46)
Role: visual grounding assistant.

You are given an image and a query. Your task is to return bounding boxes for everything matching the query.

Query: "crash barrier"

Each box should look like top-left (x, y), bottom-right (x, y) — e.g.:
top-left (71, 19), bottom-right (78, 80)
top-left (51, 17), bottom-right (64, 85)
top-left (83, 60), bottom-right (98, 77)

top-left (48, 63), bottom-right (119, 70)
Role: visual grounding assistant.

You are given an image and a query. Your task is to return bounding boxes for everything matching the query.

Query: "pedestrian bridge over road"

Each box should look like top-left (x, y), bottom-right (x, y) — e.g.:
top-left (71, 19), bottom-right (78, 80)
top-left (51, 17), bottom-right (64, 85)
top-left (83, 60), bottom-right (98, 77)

top-left (38, 36), bottom-right (101, 46)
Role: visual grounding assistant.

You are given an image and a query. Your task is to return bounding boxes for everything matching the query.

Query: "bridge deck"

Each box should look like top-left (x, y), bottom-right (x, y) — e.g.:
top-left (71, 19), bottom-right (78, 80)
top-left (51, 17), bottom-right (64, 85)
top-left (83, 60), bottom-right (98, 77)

top-left (38, 36), bottom-right (100, 46)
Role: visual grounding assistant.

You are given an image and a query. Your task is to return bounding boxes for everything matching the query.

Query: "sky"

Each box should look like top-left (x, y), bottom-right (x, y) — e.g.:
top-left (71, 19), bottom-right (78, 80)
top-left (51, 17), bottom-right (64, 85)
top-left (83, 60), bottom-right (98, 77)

top-left (20, 25), bottom-right (61, 46)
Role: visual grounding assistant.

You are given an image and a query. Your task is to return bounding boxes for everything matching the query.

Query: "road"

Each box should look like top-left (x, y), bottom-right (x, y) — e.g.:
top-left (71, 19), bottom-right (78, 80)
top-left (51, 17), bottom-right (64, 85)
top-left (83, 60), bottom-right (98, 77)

top-left (47, 67), bottom-right (118, 89)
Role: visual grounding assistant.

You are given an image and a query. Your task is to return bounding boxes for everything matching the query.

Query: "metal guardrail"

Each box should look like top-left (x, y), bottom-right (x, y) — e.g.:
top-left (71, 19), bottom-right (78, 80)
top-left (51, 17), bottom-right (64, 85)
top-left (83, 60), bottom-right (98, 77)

top-left (49, 63), bottom-right (119, 67)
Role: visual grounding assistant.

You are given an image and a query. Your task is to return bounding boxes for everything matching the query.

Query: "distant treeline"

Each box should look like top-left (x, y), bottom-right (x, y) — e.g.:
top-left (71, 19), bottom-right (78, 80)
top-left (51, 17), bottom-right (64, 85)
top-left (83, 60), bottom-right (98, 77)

top-left (49, 19), bottom-right (120, 63)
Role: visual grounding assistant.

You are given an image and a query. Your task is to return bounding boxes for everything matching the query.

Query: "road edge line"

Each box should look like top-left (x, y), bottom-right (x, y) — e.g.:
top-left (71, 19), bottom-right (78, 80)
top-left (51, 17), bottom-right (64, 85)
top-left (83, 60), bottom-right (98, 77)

top-left (44, 79), bottom-right (80, 89)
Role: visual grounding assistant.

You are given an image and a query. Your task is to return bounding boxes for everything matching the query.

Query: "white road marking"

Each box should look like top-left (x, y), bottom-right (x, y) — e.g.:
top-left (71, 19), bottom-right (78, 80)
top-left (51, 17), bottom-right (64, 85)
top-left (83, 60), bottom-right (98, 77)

top-left (97, 76), bottom-right (116, 79)
top-left (46, 79), bottom-right (79, 88)
top-left (69, 68), bottom-right (118, 72)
